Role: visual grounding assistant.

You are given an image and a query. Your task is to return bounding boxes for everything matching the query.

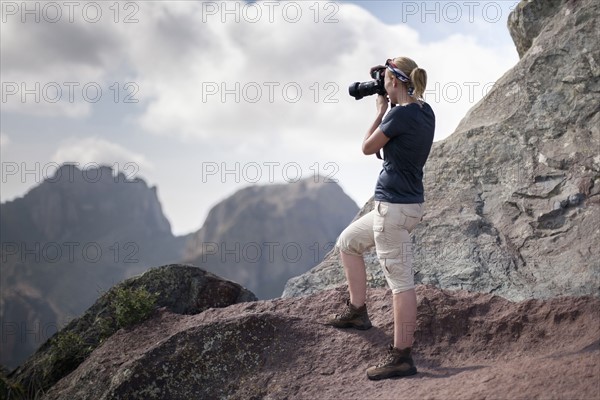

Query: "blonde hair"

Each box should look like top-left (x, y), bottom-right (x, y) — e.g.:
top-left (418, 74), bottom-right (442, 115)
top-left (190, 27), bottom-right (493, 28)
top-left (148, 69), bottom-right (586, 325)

top-left (389, 56), bottom-right (428, 101)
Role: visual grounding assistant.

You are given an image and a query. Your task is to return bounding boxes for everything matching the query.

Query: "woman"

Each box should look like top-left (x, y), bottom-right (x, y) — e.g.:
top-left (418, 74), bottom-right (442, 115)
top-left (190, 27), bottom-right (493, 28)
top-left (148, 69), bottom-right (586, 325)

top-left (326, 56), bottom-right (435, 380)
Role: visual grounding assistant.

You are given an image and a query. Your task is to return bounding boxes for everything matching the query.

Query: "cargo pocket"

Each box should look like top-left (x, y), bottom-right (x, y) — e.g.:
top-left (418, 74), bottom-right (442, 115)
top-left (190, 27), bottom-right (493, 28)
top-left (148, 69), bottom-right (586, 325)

top-left (380, 258), bottom-right (390, 274)
top-left (400, 204), bottom-right (423, 233)
top-left (373, 201), bottom-right (389, 252)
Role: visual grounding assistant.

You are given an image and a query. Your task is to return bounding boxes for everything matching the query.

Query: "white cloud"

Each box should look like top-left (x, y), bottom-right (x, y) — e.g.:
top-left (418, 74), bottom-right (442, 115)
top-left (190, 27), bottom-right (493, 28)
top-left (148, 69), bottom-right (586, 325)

top-left (1, 1), bottom-right (518, 143)
top-left (114, 1), bottom-right (518, 145)
top-left (0, 132), bottom-right (10, 148)
top-left (51, 137), bottom-right (153, 172)
top-left (1, 3), bottom-right (127, 118)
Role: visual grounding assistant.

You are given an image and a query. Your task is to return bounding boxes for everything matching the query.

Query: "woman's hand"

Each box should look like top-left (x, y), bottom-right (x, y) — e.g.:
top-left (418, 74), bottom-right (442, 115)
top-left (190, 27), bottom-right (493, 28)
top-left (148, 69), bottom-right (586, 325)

top-left (376, 94), bottom-right (389, 116)
top-left (370, 65), bottom-right (385, 76)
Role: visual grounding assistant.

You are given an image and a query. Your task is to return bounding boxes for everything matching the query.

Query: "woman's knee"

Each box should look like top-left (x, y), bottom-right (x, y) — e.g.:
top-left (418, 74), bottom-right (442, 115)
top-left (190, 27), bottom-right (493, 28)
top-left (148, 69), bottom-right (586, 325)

top-left (336, 228), bottom-right (363, 256)
top-left (336, 216), bottom-right (375, 256)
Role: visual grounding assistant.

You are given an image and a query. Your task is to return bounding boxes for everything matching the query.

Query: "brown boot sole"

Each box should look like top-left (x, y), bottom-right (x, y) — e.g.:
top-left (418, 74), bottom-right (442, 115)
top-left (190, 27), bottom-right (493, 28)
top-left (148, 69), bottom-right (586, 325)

top-left (367, 366), bottom-right (417, 381)
top-left (326, 320), bottom-right (373, 330)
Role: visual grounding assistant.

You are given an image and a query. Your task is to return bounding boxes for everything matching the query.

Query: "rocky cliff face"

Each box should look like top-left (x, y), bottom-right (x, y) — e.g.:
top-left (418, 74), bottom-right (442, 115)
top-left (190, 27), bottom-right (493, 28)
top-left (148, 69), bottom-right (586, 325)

top-left (507, 0), bottom-right (564, 58)
top-left (284, 0), bottom-right (600, 300)
top-left (184, 177), bottom-right (359, 299)
top-left (0, 165), bottom-right (187, 370)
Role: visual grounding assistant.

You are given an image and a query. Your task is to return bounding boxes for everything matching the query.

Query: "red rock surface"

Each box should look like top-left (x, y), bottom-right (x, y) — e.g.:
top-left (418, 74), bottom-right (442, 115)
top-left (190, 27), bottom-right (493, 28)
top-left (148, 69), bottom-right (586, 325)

top-left (43, 285), bottom-right (600, 399)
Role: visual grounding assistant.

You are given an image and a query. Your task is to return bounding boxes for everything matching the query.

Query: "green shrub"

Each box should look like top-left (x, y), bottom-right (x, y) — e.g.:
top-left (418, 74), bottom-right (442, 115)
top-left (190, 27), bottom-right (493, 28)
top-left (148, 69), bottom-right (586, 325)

top-left (1, 370), bottom-right (26, 400)
top-left (45, 330), bottom-right (93, 384)
top-left (94, 315), bottom-right (115, 342)
top-left (113, 286), bottom-right (159, 329)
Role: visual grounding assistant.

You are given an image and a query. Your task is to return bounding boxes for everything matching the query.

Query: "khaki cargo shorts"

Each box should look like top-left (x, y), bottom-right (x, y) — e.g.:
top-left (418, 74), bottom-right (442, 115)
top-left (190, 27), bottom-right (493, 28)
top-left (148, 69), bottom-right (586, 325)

top-left (336, 201), bottom-right (424, 294)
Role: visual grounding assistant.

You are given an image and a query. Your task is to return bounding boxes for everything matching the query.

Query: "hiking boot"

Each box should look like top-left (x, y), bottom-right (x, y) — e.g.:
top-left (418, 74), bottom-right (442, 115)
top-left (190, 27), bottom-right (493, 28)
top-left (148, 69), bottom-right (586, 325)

top-left (326, 299), bottom-right (372, 330)
top-left (366, 345), bottom-right (417, 380)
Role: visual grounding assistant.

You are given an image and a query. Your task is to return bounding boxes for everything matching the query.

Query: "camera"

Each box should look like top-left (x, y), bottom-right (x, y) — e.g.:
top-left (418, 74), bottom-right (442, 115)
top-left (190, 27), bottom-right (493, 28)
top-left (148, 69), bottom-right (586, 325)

top-left (348, 67), bottom-right (386, 100)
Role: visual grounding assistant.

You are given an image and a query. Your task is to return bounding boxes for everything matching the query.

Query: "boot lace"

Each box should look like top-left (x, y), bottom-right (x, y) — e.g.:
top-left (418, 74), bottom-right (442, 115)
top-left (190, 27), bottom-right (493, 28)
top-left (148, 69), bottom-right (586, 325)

top-left (375, 349), bottom-right (397, 368)
top-left (336, 304), bottom-right (354, 319)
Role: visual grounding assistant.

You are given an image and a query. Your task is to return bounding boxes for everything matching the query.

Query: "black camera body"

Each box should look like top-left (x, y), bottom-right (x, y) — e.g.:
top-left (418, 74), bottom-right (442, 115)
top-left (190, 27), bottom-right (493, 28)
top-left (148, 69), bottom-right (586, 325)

top-left (348, 67), bottom-right (386, 100)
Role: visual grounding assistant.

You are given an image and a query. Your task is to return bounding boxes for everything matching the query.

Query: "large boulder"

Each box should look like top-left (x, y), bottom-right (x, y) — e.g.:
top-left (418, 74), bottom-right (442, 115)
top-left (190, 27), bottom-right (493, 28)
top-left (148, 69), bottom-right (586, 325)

top-left (5, 264), bottom-right (256, 399)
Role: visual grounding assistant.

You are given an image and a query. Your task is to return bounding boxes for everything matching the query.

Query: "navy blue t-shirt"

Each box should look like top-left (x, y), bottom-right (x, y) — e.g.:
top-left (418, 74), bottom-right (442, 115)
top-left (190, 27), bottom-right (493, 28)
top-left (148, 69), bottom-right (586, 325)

top-left (374, 101), bottom-right (435, 203)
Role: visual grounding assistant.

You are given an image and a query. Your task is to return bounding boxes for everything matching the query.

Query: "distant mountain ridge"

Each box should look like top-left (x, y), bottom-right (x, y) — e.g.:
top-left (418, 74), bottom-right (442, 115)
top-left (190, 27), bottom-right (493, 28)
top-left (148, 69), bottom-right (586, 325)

top-left (184, 176), bottom-right (359, 299)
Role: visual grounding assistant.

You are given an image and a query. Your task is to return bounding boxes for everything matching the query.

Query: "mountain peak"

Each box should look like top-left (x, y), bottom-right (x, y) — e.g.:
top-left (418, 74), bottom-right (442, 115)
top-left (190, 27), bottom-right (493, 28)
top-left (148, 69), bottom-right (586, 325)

top-left (1, 163), bottom-right (172, 243)
top-left (184, 177), bottom-right (358, 299)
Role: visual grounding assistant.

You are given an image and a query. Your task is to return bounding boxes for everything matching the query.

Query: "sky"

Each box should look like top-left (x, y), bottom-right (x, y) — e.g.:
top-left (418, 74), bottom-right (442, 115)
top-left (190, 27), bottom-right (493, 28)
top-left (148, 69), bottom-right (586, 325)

top-left (0, 0), bottom-right (520, 236)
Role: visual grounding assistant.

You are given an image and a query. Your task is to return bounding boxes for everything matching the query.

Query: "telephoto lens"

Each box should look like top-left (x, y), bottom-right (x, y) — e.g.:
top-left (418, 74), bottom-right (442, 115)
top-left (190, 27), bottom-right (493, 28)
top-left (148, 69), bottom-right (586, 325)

top-left (348, 69), bottom-right (386, 100)
top-left (348, 81), bottom-right (378, 100)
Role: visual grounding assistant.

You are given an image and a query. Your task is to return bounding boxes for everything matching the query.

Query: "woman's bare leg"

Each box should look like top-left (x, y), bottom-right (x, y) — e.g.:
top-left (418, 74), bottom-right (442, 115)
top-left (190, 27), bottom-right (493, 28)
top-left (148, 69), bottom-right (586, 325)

top-left (393, 289), bottom-right (417, 349)
top-left (340, 250), bottom-right (367, 308)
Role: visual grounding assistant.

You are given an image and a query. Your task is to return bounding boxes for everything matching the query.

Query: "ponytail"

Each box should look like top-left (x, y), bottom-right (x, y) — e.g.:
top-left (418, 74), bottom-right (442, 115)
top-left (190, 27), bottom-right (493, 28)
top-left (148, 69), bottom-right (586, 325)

top-left (410, 67), bottom-right (427, 101)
